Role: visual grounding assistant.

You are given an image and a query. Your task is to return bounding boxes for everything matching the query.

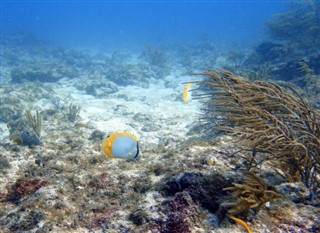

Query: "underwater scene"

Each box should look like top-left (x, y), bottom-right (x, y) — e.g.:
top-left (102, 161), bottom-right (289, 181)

top-left (0, 1), bottom-right (320, 232)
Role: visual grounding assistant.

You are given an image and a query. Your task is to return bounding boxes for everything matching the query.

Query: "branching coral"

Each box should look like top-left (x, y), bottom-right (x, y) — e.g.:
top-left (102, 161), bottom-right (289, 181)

top-left (25, 110), bottom-right (42, 137)
top-left (66, 103), bottom-right (81, 122)
top-left (193, 69), bottom-right (320, 199)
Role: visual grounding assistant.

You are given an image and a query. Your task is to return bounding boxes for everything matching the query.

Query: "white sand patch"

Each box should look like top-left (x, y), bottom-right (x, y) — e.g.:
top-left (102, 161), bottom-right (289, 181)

top-left (51, 74), bottom-right (201, 145)
top-left (0, 122), bottom-right (10, 142)
top-left (94, 119), bottom-right (136, 134)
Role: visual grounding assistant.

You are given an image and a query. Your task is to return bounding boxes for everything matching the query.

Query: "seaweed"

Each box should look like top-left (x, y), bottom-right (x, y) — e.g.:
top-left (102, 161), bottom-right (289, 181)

top-left (193, 69), bottom-right (320, 199)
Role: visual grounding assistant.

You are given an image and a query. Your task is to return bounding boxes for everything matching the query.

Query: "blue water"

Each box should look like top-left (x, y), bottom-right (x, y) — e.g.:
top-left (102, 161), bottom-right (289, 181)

top-left (1, 1), bottom-right (287, 50)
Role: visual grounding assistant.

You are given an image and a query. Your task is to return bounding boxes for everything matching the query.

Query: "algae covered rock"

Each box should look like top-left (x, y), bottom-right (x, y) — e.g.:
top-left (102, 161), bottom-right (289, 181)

top-left (85, 81), bottom-right (119, 97)
top-left (0, 83), bottom-right (53, 123)
top-left (0, 105), bottom-right (22, 123)
top-left (0, 94), bottom-right (23, 123)
top-left (11, 64), bottom-right (78, 83)
top-left (105, 63), bottom-right (154, 87)
top-left (255, 41), bottom-right (287, 62)
top-left (0, 155), bottom-right (10, 170)
top-left (11, 68), bottom-right (59, 83)
top-left (275, 58), bottom-right (313, 83)
top-left (162, 172), bottom-right (229, 213)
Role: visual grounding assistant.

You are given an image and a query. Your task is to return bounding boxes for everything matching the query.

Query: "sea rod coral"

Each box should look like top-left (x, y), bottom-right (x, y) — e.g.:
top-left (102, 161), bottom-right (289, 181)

top-left (192, 69), bottom-right (320, 199)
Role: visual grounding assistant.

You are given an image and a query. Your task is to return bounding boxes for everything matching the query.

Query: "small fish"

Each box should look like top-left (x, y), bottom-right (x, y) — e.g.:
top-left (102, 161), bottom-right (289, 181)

top-left (74, 123), bottom-right (88, 128)
top-left (183, 83), bottom-right (192, 103)
top-left (101, 132), bottom-right (139, 159)
top-left (74, 121), bottom-right (95, 129)
top-left (229, 215), bottom-right (252, 233)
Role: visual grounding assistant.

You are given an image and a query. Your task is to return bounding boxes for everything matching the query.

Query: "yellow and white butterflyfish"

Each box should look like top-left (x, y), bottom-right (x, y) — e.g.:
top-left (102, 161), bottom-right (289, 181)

top-left (101, 132), bottom-right (139, 159)
top-left (183, 83), bottom-right (192, 103)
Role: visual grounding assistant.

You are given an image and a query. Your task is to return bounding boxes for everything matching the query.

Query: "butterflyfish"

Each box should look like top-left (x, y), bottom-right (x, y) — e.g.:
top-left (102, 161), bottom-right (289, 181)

top-left (183, 83), bottom-right (192, 103)
top-left (101, 132), bottom-right (139, 159)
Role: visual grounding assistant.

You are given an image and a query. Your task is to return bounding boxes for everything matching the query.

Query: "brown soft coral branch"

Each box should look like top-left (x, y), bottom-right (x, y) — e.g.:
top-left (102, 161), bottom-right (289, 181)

top-left (223, 172), bottom-right (282, 215)
top-left (193, 69), bottom-right (320, 198)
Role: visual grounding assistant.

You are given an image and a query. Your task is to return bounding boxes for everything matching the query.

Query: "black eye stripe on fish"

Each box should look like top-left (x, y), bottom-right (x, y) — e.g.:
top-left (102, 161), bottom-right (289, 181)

top-left (134, 142), bottom-right (139, 159)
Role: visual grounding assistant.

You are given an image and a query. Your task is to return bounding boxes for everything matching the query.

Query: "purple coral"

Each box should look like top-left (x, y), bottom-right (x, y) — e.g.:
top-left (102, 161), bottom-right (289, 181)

top-left (160, 192), bottom-right (194, 233)
top-left (7, 178), bottom-right (49, 203)
top-left (161, 212), bottom-right (191, 233)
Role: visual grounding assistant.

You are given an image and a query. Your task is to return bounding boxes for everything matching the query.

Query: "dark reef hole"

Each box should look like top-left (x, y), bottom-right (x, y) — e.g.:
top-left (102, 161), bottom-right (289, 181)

top-left (161, 172), bottom-right (232, 213)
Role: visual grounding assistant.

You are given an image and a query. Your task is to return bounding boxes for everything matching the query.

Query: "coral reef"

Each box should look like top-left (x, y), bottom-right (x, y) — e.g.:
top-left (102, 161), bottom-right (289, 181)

top-left (230, 1), bottom-right (320, 93)
top-left (1, 31), bottom-right (319, 232)
top-left (239, 41), bottom-right (319, 86)
top-left (267, 1), bottom-right (320, 49)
